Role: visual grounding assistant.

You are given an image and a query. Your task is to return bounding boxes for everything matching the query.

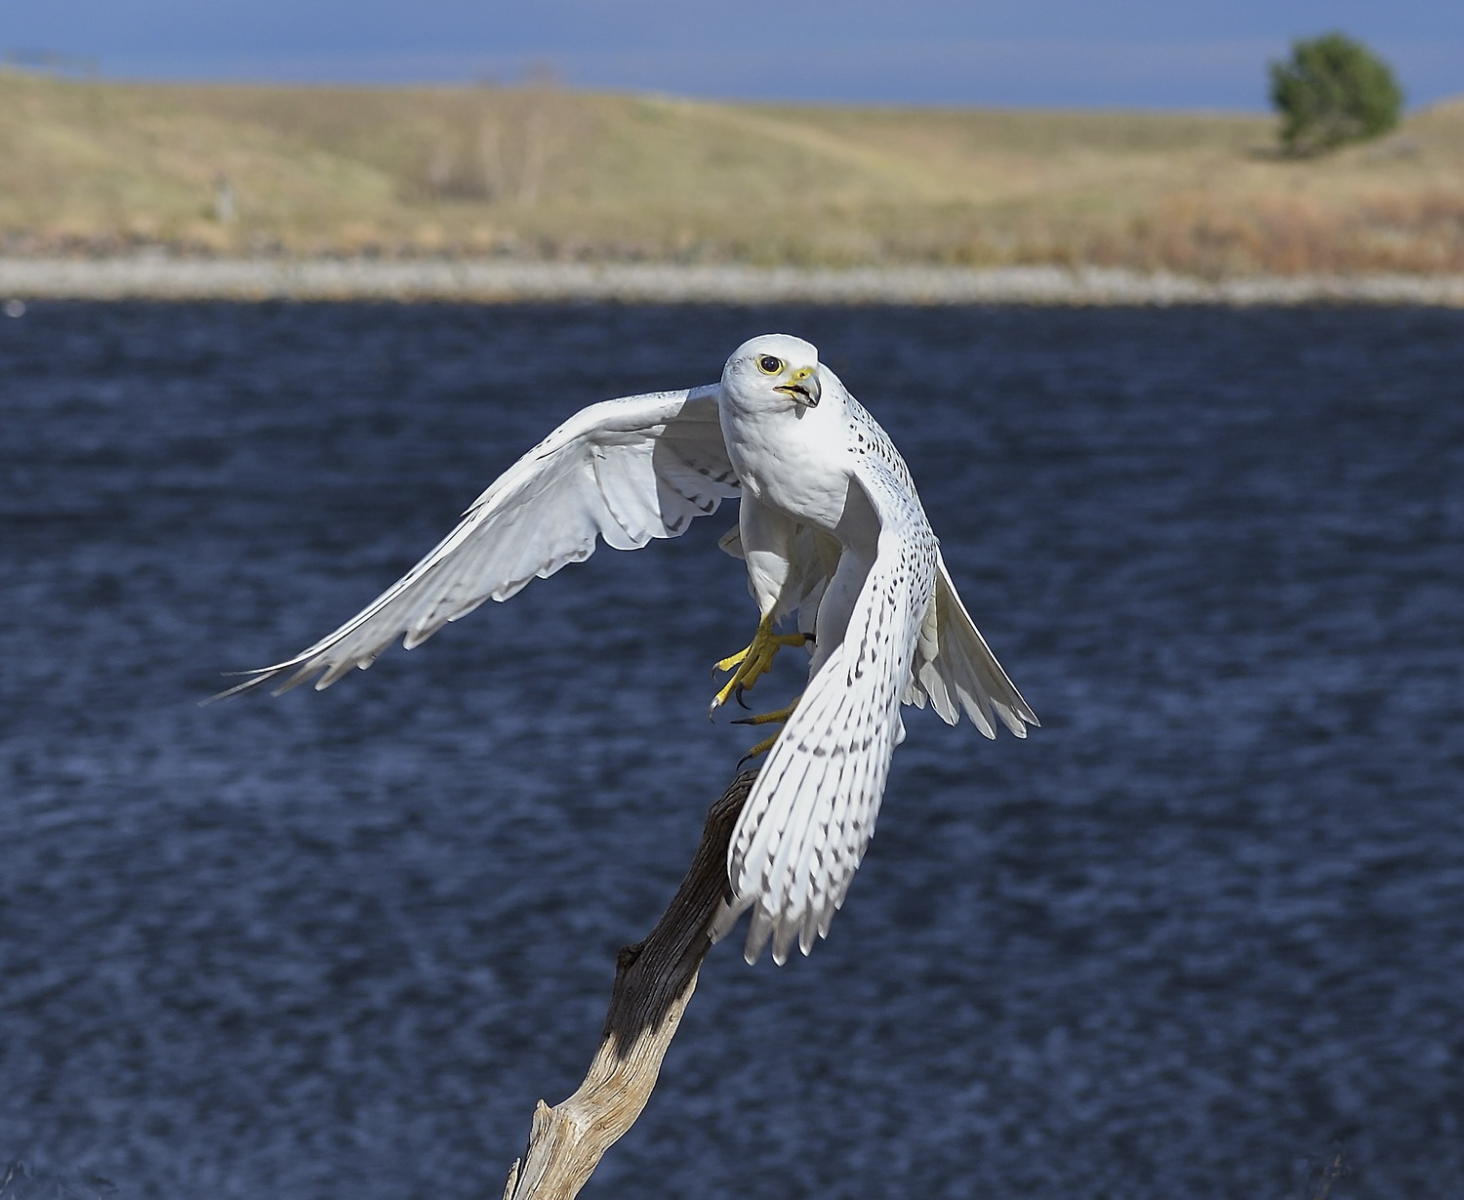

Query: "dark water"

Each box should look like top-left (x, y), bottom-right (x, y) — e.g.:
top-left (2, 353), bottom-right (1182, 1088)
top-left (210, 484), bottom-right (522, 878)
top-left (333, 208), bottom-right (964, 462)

top-left (3, 300), bottom-right (1463, 1199)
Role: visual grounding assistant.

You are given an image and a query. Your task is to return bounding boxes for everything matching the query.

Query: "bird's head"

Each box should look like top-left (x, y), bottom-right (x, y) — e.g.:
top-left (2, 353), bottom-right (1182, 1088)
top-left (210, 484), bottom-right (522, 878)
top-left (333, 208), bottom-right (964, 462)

top-left (722, 334), bottom-right (823, 412)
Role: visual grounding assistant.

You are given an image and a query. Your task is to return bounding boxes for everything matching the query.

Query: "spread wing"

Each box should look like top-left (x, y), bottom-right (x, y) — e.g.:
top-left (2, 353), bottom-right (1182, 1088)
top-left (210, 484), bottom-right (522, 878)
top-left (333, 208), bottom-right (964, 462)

top-left (726, 520), bottom-right (1037, 740)
top-left (713, 456), bottom-right (938, 964)
top-left (213, 385), bottom-right (736, 700)
top-left (831, 393), bottom-right (1036, 741)
top-left (903, 552), bottom-right (1039, 738)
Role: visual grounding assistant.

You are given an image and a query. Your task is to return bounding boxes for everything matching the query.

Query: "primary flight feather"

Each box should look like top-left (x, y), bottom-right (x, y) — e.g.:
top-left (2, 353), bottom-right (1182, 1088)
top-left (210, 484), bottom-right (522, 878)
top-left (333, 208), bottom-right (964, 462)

top-left (216, 334), bottom-right (1037, 963)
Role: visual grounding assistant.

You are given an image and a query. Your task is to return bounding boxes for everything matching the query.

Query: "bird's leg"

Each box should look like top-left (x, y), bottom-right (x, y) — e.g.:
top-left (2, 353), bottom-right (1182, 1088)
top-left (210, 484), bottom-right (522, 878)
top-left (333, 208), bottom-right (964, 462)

top-left (733, 697), bottom-right (802, 764)
top-left (710, 618), bottom-right (808, 713)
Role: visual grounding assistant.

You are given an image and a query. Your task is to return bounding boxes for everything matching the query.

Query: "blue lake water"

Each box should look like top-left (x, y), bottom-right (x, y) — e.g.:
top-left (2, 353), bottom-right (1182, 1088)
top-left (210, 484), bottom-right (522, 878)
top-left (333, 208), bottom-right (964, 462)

top-left (3, 300), bottom-right (1463, 1199)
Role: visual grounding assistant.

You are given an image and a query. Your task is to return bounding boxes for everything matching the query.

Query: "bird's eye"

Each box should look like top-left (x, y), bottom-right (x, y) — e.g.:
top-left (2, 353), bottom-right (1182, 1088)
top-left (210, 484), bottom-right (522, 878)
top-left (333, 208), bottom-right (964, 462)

top-left (756, 355), bottom-right (784, 375)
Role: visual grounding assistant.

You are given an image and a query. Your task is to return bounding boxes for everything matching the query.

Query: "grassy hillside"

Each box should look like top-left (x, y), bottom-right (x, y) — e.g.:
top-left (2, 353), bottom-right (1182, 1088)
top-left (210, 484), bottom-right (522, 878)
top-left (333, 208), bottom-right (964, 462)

top-left (3, 70), bottom-right (1462, 273)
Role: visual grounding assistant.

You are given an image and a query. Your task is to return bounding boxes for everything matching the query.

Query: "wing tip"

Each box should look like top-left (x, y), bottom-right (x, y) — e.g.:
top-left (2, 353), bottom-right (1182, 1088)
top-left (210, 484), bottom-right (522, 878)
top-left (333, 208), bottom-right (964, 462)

top-left (200, 665), bottom-right (285, 706)
top-left (202, 652), bottom-right (372, 705)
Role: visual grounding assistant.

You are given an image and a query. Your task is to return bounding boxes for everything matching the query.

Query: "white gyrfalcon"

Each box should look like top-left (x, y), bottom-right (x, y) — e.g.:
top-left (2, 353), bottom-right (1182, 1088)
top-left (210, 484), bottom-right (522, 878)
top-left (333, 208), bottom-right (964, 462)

top-left (216, 334), bottom-right (1037, 963)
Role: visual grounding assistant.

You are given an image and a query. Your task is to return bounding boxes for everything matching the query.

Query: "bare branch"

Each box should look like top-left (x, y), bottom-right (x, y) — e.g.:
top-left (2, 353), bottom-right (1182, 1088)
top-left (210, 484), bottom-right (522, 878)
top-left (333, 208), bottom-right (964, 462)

top-left (502, 771), bottom-right (756, 1200)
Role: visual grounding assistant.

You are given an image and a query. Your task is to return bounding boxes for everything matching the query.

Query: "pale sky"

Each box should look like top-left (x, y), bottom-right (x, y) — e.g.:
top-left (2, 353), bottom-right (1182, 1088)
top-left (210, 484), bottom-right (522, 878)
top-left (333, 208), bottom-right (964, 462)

top-left (5, 0), bottom-right (1461, 109)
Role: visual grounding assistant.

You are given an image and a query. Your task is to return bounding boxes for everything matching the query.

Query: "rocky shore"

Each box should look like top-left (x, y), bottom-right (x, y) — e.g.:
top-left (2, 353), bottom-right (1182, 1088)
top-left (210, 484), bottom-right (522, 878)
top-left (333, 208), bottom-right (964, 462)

top-left (4, 257), bottom-right (1464, 306)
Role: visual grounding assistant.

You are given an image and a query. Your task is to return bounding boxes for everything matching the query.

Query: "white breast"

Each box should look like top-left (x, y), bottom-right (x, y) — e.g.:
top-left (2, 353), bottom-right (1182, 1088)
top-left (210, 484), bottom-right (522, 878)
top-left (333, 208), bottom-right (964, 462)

top-left (720, 399), bottom-right (851, 533)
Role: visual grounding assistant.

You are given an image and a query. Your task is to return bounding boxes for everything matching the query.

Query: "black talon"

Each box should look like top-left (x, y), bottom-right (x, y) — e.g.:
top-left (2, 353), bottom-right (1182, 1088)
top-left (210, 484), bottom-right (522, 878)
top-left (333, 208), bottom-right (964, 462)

top-left (734, 684), bottom-right (751, 709)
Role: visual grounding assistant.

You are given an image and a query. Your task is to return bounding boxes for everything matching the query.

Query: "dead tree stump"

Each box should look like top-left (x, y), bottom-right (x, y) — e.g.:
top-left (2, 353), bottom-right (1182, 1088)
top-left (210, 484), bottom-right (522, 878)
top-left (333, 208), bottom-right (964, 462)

top-left (501, 770), bottom-right (756, 1200)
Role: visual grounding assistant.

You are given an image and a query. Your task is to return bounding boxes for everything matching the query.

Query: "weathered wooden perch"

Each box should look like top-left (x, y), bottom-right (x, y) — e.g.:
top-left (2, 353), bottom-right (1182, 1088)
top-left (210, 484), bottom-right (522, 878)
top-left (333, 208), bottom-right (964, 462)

top-left (501, 770), bottom-right (756, 1200)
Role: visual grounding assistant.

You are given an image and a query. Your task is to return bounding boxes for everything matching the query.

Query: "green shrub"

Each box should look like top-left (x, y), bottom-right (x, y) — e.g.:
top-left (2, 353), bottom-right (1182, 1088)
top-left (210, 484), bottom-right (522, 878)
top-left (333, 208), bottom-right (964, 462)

top-left (1269, 33), bottom-right (1403, 156)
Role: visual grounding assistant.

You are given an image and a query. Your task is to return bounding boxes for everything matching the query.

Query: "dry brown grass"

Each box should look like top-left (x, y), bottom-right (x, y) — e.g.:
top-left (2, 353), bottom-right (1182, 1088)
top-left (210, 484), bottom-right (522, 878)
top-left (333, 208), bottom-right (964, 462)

top-left (2, 70), bottom-right (1462, 274)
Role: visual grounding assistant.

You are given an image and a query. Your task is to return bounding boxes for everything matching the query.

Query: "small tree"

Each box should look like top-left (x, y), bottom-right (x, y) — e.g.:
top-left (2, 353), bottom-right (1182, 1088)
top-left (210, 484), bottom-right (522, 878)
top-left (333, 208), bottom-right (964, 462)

top-left (1269, 33), bottom-right (1403, 156)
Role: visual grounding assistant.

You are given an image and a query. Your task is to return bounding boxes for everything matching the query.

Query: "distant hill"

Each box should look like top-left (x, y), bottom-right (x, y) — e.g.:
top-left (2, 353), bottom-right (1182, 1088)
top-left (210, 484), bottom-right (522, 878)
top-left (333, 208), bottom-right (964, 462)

top-left (2, 71), bottom-right (1461, 274)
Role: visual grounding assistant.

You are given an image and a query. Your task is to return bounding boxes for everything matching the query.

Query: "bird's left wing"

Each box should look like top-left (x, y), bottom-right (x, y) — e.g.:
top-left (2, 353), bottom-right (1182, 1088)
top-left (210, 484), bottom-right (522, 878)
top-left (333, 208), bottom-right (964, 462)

top-left (903, 553), bottom-right (1038, 738)
top-left (714, 456), bottom-right (938, 964)
top-left (212, 385), bottom-right (736, 699)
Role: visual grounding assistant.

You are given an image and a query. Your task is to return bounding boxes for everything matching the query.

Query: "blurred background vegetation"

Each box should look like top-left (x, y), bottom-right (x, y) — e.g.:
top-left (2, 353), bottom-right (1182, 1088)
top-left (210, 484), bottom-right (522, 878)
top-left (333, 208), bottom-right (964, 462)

top-left (1270, 32), bottom-right (1404, 157)
top-left (2, 62), bottom-right (1461, 274)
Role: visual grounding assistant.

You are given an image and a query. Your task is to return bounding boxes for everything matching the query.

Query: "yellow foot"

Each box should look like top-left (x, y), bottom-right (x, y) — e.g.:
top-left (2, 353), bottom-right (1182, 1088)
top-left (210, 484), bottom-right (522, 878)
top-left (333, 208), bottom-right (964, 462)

top-left (732, 702), bottom-right (799, 727)
top-left (709, 620), bottom-right (808, 713)
top-left (738, 733), bottom-right (781, 763)
top-left (734, 698), bottom-right (801, 764)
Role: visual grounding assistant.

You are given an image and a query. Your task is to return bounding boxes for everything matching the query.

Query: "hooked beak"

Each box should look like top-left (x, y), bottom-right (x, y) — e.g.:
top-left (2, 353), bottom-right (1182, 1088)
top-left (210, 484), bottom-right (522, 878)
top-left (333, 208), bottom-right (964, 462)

top-left (775, 365), bottom-right (821, 408)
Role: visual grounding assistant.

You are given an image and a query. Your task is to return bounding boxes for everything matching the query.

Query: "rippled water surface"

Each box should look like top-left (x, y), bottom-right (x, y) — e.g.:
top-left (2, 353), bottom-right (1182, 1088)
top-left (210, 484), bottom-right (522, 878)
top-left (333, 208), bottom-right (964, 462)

top-left (4, 301), bottom-right (1464, 1199)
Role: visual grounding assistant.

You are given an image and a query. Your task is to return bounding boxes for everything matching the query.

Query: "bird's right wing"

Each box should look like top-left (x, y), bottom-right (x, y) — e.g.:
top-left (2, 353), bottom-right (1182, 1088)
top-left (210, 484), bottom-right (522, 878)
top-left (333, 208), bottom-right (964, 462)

top-left (714, 456), bottom-right (939, 964)
top-left (212, 384), bottom-right (737, 699)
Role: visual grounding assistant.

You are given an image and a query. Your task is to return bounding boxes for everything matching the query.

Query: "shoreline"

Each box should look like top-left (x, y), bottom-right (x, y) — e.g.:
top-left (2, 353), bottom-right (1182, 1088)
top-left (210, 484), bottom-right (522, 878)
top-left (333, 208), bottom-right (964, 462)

top-left (3, 257), bottom-right (1464, 307)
